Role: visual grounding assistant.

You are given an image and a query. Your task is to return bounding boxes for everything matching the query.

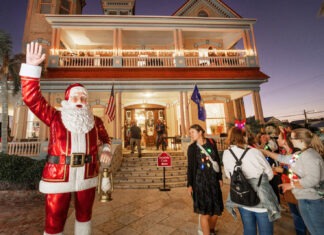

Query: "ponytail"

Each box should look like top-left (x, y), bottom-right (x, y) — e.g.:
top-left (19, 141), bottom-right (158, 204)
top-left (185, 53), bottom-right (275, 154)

top-left (310, 134), bottom-right (324, 157)
top-left (293, 128), bottom-right (324, 158)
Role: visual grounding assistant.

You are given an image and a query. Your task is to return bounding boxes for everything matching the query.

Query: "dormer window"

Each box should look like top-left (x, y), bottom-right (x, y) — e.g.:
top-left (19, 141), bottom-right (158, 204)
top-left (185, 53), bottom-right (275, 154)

top-left (198, 10), bottom-right (208, 17)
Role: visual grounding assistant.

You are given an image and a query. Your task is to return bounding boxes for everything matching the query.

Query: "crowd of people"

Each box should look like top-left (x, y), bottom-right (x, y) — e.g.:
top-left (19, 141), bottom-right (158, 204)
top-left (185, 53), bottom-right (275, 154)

top-left (187, 124), bottom-right (324, 235)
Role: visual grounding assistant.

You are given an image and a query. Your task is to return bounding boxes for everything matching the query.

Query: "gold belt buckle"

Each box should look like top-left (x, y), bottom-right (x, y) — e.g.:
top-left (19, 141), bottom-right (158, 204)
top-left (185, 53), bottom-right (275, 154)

top-left (70, 153), bottom-right (85, 167)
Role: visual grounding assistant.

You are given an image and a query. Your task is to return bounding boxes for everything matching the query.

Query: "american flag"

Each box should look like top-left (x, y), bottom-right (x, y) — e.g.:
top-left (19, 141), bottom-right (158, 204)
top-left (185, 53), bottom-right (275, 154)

top-left (105, 85), bottom-right (116, 122)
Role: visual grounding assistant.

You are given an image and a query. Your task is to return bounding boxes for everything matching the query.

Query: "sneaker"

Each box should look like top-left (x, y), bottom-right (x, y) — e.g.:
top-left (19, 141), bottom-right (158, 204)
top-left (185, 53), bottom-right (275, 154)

top-left (138, 154), bottom-right (142, 158)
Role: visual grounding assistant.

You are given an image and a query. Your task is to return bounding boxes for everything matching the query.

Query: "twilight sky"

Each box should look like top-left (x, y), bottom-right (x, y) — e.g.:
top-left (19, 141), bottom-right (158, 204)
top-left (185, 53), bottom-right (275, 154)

top-left (1, 0), bottom-right (323, 121)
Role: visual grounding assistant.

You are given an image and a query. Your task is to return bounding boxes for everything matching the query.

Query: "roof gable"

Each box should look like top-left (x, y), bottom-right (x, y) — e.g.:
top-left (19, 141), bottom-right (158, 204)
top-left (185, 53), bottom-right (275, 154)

top-left (173, 0), bottom-right (241, 18)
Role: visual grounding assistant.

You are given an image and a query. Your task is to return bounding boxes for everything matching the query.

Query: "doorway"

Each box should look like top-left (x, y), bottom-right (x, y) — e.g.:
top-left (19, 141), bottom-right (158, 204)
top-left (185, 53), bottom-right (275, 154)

top-left (124, 104), bottom-right (165, 148)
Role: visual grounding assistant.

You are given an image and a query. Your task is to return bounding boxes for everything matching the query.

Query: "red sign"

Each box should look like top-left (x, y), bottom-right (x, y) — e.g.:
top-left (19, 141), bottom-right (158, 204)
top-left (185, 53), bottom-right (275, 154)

top-left (157, 152), bottom-right (172, 167)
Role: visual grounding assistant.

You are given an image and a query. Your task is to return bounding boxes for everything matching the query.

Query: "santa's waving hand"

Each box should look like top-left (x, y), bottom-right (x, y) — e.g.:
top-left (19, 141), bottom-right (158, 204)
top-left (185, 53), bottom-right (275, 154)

top-left (20, 42), bottom-right (112, 235)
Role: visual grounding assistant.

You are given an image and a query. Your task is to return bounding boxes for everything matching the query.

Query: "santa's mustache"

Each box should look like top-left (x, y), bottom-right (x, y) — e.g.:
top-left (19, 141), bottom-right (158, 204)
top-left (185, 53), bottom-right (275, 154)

top-left (61, 100), bottom-right (89, 110)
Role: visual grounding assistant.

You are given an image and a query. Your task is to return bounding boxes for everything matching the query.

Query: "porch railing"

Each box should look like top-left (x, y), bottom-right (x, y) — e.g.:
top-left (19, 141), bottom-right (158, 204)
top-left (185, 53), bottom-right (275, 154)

top-left (0, 141), bottom-right (42, 158)
top-left (50, 49), bottom-right (257, 68)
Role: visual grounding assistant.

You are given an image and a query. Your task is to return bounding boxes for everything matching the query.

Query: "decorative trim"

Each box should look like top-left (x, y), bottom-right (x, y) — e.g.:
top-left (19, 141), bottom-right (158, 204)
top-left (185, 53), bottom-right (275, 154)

top-left (19, 64), bottom-right (42, 78)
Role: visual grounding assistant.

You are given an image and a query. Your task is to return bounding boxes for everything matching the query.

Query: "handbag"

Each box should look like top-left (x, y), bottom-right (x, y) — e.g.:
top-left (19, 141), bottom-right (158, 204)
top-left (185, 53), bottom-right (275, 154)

top-left (283, 190), bottom-right (298, 204)
top-left (196, 142), bottom-right (220, 173)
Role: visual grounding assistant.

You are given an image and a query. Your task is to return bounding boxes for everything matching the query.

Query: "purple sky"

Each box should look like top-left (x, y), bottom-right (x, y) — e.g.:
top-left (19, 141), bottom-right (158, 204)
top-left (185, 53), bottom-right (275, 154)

top-left (1, 0), bottom-right (324, 121)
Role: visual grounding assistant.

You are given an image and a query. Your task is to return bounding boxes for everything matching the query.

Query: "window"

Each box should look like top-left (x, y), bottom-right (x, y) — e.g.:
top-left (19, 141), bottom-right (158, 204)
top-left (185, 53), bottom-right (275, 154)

top-left (205, 103), bottom-right (226, 135)
top-left (39, 0), bottom-right (52, 14)
top-left (198, 10), bottom-right (208, 17)
top-left (120, 11), bottom-right (129, 15)
top-left (26, 110), bottom-right (40, 139)
top-left (60, 0), bottom-right (71, 14)
top-left (108, 11), bottom-right (117, 15)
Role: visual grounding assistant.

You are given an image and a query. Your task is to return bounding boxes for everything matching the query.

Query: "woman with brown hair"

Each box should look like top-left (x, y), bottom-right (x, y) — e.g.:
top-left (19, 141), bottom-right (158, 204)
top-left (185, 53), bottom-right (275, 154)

top-left (223, 127), bottom-right (279, 235)
top-left (187, 124), bottom-right (223, 235)
top-left (274, 128), bottom-right (307, 235)
top-left (261, 128), bottom-right (324, 235)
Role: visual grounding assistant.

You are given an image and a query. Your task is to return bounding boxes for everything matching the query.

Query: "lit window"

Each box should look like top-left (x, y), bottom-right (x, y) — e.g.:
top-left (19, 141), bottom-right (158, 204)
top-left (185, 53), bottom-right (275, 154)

top-left (26, 110), bottom-right (40, 139)
top-left (205, 103), bottom-right (226, 135)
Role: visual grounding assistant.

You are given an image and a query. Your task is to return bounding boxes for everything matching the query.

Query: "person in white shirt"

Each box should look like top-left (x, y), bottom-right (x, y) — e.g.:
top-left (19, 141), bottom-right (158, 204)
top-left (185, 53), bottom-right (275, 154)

top-left (223, 127), bottom-right (276, 235)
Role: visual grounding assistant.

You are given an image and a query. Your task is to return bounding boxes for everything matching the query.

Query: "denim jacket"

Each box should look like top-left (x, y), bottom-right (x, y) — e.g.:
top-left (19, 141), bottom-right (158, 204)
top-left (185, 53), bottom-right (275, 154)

top-left (225, 174), bottom-right (281, 222)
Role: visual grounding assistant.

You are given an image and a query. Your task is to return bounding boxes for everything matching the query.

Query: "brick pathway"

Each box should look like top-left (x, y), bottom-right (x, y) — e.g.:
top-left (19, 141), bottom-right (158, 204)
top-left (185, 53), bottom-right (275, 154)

top-left (0, 184), bottom-right (295, 235)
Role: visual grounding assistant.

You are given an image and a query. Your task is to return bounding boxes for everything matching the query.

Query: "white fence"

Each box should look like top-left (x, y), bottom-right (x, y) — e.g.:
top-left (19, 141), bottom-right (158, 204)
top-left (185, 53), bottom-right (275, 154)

top-left (1, 141), bottom-right (42, 157)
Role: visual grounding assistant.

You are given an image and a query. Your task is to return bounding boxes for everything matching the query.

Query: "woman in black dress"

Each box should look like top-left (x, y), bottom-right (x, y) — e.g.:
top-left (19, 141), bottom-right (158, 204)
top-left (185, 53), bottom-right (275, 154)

top-left (187, 124), bottom-right (224, 235)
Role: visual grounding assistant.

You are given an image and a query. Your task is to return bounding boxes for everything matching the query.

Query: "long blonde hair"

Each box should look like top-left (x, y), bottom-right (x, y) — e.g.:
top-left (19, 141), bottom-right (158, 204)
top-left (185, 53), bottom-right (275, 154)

top-left (292, 128), bottom-right (324, 157)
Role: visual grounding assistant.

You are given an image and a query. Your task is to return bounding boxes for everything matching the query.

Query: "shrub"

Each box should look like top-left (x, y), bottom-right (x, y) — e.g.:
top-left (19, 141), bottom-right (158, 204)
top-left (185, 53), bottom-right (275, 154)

top-left (0, 153), bottom-right (45, 190)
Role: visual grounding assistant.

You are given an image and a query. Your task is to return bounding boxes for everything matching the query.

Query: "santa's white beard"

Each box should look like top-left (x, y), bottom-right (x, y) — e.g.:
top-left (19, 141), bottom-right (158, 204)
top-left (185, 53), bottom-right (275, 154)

top-left (61, 100), bottom-right (94, 134)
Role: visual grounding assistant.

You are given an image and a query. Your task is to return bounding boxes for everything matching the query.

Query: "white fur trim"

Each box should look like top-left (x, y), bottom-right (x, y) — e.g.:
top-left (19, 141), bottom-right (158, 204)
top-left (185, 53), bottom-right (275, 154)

top-left (19, 63), bottom-right (42, 78)
top-left (69, 86), bottom-right (88, 98)
top-left (75, 220), bottom-right (91, 235)
top-left (39, 165), bottom-right (98, 194)
top-left (71, 132), bottom-right (86, 153)
top-left (44, 232), bottom-right (63, 235)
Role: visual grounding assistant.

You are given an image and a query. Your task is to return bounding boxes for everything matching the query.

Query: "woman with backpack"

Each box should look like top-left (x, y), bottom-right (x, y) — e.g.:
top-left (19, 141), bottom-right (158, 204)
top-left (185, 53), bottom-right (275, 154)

top-left (261, 128), bottom-right (324, 235)
top-left (187, 124), bottom-right (223, 235)
top-left (223, 127), bottom-right (280, 235)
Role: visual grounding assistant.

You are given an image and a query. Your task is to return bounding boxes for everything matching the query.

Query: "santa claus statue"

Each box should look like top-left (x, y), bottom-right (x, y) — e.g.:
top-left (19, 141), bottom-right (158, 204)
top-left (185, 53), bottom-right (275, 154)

top-left (19, 42), bottom-right (112, 235)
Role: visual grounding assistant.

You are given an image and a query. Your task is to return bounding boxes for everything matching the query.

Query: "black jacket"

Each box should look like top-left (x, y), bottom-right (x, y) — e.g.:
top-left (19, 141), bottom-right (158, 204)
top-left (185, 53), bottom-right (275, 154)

top-left (187, 138), bottom-right (222, 191)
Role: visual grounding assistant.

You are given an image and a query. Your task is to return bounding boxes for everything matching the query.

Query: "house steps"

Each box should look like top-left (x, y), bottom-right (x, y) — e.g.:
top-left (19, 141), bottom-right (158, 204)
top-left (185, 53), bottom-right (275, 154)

top-left (113, 151), bottom-right (187, 189)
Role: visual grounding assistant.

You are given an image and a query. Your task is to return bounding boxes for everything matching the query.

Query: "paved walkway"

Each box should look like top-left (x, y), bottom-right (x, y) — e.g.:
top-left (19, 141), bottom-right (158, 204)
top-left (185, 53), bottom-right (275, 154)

top-left (0, 183), bottom-right (295, 235)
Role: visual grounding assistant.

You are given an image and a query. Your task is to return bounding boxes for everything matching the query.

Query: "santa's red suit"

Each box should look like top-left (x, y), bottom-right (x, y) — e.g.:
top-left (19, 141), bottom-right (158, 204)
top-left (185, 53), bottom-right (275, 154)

top-left (20, 64), bottom-right (110, 235)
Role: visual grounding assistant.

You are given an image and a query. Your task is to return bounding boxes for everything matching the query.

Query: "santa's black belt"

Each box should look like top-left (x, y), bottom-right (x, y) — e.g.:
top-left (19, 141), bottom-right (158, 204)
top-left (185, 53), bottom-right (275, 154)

top-left (47, 154), bottom-right (93, 167)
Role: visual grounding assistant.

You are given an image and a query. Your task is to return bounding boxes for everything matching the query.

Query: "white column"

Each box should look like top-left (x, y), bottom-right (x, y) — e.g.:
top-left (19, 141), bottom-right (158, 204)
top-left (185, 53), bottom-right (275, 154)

top-left (116, 91), bottom-right (122, 139)
top-left (255, 91), bottom-right (264, 122)
top-left (12, 105), bottom-right (28, 140)
top-left (113, 28), bottom-right (118, 56)
top-left (179, 91), bottom-right (185, 137)
top-left (184, 91), bottom-right (190, 136)
top-left (252, 91), bottom-right (260, 121)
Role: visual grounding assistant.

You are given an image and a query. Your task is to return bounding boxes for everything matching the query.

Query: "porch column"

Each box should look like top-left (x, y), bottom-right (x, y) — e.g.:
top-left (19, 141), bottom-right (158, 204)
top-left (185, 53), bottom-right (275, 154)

top-left (177, 29), bottom-right (184, 54)
top-left (232, 100), bottom-right (238, 120)
top-left (173, 29), bottom-right (179, 52)
top-left (179, 91), bottom-right (186, 137)
top-left (233, 98), bottom-right (245, 120)
top-left (117, 29), bottom-right (122, 56)
top-left (184, 91), bottom-right (190, 136)
top-left (255, 91), bottom-right (264, 122)
top-left (239, 98), bottom-right (246, 120)
top-left (252, 91), bottom-right (264, 123)
top-left (51, 28), bottom-right (61, 49)
top-left (116, 91), bottom-right (122, 140)
top-left (12, 105), bottom-right (28, 141)
top-left (113, 28), bottom-right (118, 56)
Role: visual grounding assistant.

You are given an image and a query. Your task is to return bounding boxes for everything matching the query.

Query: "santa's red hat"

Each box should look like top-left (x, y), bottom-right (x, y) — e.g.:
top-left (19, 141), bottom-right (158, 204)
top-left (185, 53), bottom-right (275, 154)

top-left (64, 83), bottom-right (88, 100)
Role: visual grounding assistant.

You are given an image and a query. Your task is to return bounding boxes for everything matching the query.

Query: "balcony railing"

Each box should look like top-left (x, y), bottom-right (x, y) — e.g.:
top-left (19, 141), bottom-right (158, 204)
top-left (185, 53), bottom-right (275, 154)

top-left (49, 49), bottom-right (257, 68)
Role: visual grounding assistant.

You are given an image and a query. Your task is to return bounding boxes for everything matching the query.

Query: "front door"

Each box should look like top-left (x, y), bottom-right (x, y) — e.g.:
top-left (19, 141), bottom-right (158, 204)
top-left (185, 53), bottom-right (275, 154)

top-left (124, 105), bottom-right (165, 148)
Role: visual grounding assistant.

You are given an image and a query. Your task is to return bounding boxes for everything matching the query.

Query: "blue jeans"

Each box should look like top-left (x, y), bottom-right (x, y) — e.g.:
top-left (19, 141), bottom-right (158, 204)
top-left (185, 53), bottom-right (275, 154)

top-left (238, 207), bottom-right (273, 235)
top-left (298, 199), bottom-right (324, 235)
top-left (288, 203), bottom-right (307, 235)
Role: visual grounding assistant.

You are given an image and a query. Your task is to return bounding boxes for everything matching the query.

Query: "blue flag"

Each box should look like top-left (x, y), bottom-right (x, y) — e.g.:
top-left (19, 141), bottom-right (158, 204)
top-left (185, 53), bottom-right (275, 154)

top-left (191, 85), bottom-right (206, 121)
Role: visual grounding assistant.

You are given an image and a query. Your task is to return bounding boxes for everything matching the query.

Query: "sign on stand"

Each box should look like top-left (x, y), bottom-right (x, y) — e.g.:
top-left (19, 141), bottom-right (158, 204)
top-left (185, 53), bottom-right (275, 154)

top-left (157, 152), bottom-right (172, 191)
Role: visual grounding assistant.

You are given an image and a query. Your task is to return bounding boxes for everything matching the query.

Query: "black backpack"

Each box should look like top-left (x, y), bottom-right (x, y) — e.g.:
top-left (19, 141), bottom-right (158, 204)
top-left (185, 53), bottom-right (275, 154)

top-left (229, 148), bottom-right (262, 207)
